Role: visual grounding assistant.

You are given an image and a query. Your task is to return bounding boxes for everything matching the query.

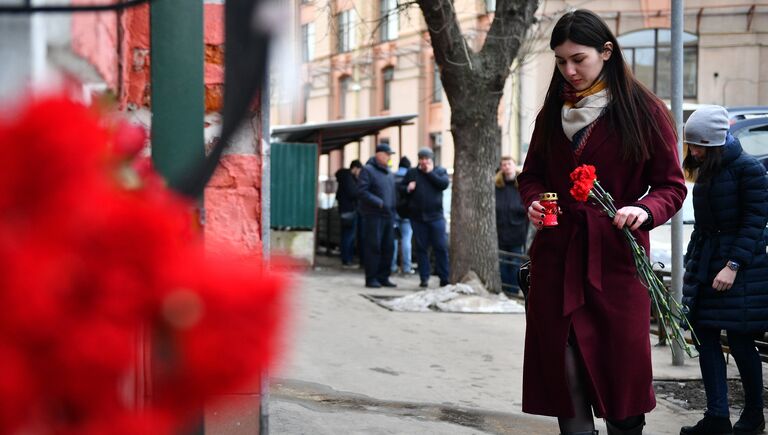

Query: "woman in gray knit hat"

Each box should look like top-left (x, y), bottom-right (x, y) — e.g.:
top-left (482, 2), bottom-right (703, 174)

top-left (680, 105), bottom-right (768, 435)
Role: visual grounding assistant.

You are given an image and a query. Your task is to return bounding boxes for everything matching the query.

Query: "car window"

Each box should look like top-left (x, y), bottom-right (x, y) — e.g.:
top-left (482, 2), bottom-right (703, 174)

top-left (734, 124), bottom-right (768, 157)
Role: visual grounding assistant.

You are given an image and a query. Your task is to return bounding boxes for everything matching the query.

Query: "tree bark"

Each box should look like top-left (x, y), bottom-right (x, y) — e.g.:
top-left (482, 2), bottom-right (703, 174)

top-left (417, 0), bottom-right (538, 292)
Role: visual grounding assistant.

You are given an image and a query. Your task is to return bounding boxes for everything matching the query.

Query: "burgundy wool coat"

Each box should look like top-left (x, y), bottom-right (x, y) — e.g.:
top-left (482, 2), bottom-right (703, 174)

top-left (517, 104), bottom-right (686, 420)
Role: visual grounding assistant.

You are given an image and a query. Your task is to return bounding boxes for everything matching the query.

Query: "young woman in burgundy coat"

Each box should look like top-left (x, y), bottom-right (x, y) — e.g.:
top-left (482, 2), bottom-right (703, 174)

top-left (517, 10), bottom-right (687, 435)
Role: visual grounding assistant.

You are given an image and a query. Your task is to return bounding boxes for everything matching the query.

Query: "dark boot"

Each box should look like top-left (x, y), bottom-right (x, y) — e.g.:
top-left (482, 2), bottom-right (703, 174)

top-left (606, 415), bottom-right (645, 435)
top-left (733, 409), bottom-right (765, 435)
top-left (680, 415), bottom-right (733, 435)
top-left (560, 431), bottom-right (598, 435)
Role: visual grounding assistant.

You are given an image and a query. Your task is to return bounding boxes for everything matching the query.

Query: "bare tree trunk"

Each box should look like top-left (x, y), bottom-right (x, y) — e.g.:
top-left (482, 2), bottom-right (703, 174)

top-left (415, 0), bottom-right (538, 292)
top-left (449, 96), bottom-right (502, 290)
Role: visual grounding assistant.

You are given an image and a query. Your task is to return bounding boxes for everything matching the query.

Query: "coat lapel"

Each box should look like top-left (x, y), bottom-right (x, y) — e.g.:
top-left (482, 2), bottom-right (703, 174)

top-left (575, 116), bottom-right (612, 164)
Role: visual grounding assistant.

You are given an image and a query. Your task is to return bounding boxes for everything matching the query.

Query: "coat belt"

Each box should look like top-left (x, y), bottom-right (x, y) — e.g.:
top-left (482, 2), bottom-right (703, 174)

top-left (562, 202), bottom-right (605, 316)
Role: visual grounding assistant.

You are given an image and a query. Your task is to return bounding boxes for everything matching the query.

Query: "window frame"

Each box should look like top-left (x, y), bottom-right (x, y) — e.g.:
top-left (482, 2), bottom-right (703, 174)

top-left (337, 10), bottom-right (356, 53)
top-left (339, 76), bottom-right (351, 119)
top-left (301, 22), bottom-right (315, 62)
top-left (380, 0), bottom-right (399, 42)
top-left (382, 67), bottom-right (394, 111)
top-left (618, 28), bottom-right (698, 99)
top-left (432, 61), bottom-right (442, 103)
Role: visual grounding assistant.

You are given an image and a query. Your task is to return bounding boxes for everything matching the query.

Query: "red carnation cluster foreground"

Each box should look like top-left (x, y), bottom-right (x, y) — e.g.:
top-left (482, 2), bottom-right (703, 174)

top-left (569, 164), bottom-right (597, 202)
top-left (0, 96), bottom-right (288, 434)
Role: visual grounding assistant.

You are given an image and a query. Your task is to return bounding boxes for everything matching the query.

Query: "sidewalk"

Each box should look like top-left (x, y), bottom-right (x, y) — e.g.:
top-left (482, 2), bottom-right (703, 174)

top-left (267, 259), bottom-right (764, 434)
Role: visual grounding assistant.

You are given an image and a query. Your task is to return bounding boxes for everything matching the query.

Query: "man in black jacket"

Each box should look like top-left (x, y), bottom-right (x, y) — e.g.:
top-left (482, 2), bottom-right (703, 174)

top-left (403, 147), bottom-right (450, 287)
top-left (495, 156), bottom-right (528, 295)
top-left (357, 144), bottom-right (398, 288)
top-left (335, 160), bottom-right (362, 267)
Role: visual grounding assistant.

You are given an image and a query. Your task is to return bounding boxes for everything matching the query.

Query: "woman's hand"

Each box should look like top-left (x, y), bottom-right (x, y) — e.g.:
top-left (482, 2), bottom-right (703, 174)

top-left (613, 206), bottom-right (648, 231)
top-left (528, 201), bottom-right (546, 230)
top-left (712, 267), bottom-right (736, 292)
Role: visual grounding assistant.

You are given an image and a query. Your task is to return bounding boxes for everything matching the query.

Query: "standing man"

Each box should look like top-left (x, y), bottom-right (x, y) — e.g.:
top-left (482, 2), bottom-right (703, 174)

top-left (494, 156), bottom-right (528, 295)
top-left (392, 156), bottom-right (414, 275)
top-left (335, 159), bottom-right (363, 268)
top-left (357, 144), bottom-right (398, 288)
top-left (404, 147), bottom-right (450, 288)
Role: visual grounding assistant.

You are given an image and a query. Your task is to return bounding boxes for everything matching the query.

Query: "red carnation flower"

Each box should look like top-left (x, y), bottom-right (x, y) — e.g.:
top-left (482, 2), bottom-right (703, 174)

top-left (569, 164), bottom-right (597, 202)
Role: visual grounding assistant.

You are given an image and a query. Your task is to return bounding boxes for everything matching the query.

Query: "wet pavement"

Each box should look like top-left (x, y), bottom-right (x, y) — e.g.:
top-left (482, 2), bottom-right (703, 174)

top-left (257, 259), bottom-right (767, 434)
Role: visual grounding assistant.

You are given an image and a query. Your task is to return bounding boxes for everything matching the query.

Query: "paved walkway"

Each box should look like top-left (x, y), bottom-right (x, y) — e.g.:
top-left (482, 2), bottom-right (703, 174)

top-left (264, 260), bottom-right (765, 434)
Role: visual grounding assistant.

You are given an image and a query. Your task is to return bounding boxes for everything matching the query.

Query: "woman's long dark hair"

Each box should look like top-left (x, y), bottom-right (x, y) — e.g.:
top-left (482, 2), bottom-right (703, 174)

top-left (682, 146), bottom-right (723, 183)
top-left (535, 10), bottom-right (675, 162)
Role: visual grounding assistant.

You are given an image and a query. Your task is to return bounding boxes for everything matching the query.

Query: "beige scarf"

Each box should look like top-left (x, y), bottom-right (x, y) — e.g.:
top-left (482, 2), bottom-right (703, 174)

top-left (561, 81), bottom-right (610, 141)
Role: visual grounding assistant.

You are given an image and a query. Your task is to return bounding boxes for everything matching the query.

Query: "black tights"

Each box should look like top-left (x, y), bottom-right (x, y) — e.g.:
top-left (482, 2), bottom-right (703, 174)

top-left (557, 338), bottom-right (595, 434)
top-left (557, 337), bottom-right (644, 435)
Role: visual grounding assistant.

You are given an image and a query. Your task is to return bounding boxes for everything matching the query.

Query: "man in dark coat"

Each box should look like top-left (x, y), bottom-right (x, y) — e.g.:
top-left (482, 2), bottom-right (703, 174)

top-left (335, 159), bottom-right (362, 267)
top-left (495, 156), bottom-right (528, 295)
top-left (357, 144), bottom-right (398, 288)
top-left (403, 147), bottom-right (450, 288)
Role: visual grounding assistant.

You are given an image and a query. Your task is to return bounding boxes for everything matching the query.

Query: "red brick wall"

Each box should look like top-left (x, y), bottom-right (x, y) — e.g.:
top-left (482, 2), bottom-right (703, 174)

top-left (72, 3), bottom-right (264, 257)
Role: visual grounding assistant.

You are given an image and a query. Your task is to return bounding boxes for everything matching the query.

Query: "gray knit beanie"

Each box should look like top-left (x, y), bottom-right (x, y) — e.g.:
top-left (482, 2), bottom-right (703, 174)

top-left (684, 105), bottom-right (729, 147)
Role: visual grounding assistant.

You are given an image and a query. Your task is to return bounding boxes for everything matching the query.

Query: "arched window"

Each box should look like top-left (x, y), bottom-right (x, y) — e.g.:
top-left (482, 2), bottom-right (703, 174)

top-left (382, 67), bottom-right (394, 111)
top-left (618, 29), bottom-right (698, 98)
top-left (339, 76), bottom-right (351, 119)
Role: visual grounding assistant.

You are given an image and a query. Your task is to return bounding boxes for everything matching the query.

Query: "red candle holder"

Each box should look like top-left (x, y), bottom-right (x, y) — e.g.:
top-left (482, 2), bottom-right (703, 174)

top-left (539, 192), bottom-right (559, 227)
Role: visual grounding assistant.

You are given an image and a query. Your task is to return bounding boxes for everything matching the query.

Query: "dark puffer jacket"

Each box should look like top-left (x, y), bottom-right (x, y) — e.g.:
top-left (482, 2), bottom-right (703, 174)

top-left (683, 134), bottom-right (768, 332)
top-left (401, 166), bottom-right (449, 222)
top-left (357, 159), bottom-right (396, 217)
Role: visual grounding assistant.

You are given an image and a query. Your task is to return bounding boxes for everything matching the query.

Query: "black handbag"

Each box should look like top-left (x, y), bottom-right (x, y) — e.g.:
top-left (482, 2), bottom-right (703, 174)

top-left (517, 260), bottom-right (531, 309)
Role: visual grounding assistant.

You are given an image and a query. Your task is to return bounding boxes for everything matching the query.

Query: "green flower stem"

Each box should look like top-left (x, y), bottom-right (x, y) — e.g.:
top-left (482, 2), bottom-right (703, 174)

top-left (587, 186), bottom-right (699, 358)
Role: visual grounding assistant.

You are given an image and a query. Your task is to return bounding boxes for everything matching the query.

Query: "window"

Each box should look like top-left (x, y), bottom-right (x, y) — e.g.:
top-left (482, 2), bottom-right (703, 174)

top-left (301, 23), bottom-right (315, 62)
top-left (339, 76), bottom-right (351, 118)
top-left (337, 10), bottom-right (356, 53)
top-left (382, 67), bottom-right (394, 111)
top-left (380, 0), bottom-right (399, 41)
top-left (618, 29), bottom-right (698, 99)
top-left (429, 133), bottom-right (442, 167)
top-left (302, 83), bottom-right (312, 122)
top-left (432, 61), bottom-right (442, 102)
top-left (485, 0), bottom-right (496, 12)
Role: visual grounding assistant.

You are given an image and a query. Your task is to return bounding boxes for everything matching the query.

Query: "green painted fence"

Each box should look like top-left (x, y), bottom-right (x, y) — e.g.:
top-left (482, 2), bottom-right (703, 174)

top-left (270, 142), bottom-right (318, 229)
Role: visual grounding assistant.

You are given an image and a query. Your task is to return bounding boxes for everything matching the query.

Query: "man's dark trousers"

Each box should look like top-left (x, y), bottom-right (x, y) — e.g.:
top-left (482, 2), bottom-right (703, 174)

top-left (413, 218), bottom-right (449, 284)
top-left (362, 214), bottom-right (395, 284)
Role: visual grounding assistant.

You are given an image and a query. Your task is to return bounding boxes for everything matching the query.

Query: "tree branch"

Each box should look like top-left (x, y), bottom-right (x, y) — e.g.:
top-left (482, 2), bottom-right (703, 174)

top-left (479, 0), bottom-right (539, 85)
top-left (416, 0), bottom-right (474, 79)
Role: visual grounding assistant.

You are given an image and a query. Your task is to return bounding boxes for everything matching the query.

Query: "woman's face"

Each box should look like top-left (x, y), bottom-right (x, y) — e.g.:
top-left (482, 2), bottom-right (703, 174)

top-left (554, 39), bottom-right (612, 91)
top-left (687, 144), bottom-right (708, 161)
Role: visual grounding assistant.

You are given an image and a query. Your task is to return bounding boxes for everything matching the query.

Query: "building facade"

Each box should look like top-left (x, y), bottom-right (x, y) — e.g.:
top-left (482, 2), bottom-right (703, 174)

top-left (272, 0), bottom-right (768, 177)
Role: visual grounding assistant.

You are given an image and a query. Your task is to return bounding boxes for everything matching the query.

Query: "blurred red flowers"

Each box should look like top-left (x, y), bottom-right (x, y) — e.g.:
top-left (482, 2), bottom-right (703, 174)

top-left (0, 96), bottom-right (287, 434)
top-left (569, 164), bottom-right (597, 202)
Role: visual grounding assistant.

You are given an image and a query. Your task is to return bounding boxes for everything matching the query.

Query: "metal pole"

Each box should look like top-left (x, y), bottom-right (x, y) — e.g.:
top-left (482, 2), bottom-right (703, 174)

top-left (670, 0), bottom-right (685, 366)
top-left (150, 0), bottom-right (205, 431)
top-left (312, 133), bottom-right (322, 268)
top-left (150, 0), bottom-right (204, 188)
top-left (259, 72), bottom-right (271, 435)
top-left (398, 124), bottom-right (403, 157)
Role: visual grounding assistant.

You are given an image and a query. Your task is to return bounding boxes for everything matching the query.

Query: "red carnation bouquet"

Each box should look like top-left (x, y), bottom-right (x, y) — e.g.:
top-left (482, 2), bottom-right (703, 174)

top-left (570, 164), bottom-right (697, 357)
top-left (0, 96), bottom-right (288, 434)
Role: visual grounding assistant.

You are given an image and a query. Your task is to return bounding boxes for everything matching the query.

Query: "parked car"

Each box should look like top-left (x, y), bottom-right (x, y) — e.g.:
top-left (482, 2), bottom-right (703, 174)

top-left (725, 106), bottom-right (768, 124)
top-left (650, 108), bottom-right (768, 266)
top-left (730, 116), bottom-right (768, 170)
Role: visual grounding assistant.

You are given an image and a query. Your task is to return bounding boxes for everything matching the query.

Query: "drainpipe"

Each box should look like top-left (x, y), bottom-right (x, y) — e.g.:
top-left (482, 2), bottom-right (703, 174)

top-left (150, 0), bottom-right (204, 190)
top-left (149, 0), bottom-right (205, 432)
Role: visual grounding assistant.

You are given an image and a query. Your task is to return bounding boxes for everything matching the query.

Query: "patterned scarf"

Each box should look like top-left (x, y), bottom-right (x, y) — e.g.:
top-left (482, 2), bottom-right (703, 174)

top-left (561, 80), bottom-right (609, 142)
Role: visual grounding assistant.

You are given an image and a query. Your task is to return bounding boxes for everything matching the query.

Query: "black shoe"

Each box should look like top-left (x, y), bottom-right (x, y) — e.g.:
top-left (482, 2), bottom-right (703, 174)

top-left (439, 280), bottom-right (450, 287)
top-left (734, 410), bottom-right (765, 435)
top-left (380, 280), bottom-right (397, 288)
top-left (365, 280), bottom-right (382, 288)
top-left (419, 281), bottom-right (428, 288)
top-left (680, 415), bottom-right (733, 435)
